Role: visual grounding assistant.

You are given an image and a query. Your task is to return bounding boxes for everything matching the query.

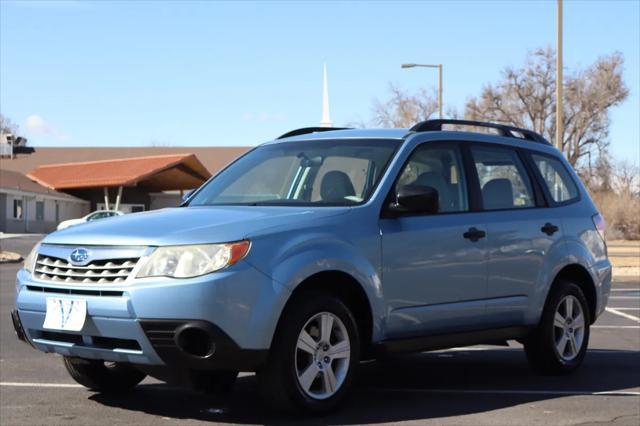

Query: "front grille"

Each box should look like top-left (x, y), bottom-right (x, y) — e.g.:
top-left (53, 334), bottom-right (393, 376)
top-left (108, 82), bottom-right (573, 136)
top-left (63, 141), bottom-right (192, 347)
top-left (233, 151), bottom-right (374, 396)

top-left (26, 285), bottom-right (124, 297)
top-left (34, 254), bottom-right (138, 284)
top-left (140, 321), bottom-right (181, 349)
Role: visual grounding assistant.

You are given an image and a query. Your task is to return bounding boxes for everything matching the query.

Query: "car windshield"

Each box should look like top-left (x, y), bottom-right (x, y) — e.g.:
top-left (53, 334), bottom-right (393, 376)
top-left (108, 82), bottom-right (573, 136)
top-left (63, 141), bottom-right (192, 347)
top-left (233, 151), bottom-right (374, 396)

top-left (88, 212), bottom-right (115, 221)
top-left (188, 139), bottom-right (401, 207)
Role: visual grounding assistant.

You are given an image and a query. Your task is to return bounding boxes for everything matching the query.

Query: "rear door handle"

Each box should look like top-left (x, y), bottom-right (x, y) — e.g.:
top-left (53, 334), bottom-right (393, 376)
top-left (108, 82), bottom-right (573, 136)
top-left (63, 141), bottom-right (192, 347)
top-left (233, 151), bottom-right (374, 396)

top-left (541, 222), bottom-right (559, 236)
top-left (463, 227), bottom-right (486, 242)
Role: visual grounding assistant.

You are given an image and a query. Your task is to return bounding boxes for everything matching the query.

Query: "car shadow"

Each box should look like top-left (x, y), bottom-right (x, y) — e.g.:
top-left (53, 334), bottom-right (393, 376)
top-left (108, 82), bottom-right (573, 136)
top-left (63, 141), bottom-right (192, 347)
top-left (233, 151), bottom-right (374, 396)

top-left (90, 348), bottom-right (640, 425)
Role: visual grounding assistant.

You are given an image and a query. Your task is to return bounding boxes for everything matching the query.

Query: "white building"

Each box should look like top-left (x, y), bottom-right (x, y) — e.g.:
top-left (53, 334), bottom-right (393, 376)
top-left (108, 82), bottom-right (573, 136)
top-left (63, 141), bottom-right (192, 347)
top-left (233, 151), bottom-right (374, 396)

top-left (0, 169), bottom-right (88, 234)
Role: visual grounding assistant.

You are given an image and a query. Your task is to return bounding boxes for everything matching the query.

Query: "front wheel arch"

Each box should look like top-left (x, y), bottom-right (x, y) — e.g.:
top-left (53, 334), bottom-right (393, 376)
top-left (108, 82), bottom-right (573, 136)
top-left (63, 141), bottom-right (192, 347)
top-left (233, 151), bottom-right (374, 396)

top-left (274, 270), bottom-right (374, 358)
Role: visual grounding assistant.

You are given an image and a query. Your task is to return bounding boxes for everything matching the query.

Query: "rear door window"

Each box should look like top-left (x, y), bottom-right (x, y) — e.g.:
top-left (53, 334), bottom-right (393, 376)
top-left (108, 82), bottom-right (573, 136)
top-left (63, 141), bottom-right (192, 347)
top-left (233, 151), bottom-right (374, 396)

top-left (471, 146), bottom-right (535, 210)
top-left (531, 154), bottom-right (579, 203)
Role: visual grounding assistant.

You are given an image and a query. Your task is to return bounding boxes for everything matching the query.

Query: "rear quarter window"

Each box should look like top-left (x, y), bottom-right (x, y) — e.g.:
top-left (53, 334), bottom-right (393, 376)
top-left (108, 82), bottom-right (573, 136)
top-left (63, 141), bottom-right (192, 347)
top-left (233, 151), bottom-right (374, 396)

top-left (531, 154), bottom-right (579, 203)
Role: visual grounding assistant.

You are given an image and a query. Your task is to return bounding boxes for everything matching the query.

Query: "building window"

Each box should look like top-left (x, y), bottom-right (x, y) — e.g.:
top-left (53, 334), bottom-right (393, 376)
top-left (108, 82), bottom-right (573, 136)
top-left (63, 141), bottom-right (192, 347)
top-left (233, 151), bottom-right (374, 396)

top-left (13, 199), bottom-right (23, 219)
top-left (36, 201), bottom-right (45, 221)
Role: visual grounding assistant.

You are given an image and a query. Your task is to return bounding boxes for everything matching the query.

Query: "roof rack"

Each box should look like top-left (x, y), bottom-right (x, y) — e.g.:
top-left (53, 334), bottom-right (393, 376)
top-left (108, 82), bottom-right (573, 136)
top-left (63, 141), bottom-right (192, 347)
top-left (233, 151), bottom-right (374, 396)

top-left (410, 119), bottom-right (551, 145)
top-left (277, 127), bottom-right (352, 140)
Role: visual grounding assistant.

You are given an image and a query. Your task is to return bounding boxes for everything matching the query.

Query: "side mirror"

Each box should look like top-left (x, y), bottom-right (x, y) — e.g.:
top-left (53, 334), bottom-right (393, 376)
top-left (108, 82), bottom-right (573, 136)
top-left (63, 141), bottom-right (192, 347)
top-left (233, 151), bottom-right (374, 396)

top-left (181, 189), bottom-right (195, 203)
top-left (388, 184), bottom-right (439, 215)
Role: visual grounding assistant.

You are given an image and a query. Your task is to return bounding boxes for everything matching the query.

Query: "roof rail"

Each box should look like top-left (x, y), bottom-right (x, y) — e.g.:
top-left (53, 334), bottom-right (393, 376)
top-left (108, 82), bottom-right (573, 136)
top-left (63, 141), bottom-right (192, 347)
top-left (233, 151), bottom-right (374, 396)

top-left (277, 127), bottom-right (351, 140)
top-left (410, 119), bottom-right (551, 145)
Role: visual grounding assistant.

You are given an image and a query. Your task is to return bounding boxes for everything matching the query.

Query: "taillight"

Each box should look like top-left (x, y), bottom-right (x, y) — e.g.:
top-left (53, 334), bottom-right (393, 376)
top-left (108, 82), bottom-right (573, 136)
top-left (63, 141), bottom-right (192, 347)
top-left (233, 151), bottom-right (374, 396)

top-left (592, 213), bottom-right (606, 242)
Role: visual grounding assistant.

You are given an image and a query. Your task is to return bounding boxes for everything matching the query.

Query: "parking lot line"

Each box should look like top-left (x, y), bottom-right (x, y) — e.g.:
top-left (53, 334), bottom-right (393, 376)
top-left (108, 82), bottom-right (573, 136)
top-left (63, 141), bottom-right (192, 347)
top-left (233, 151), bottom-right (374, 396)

top-left (611, 307), bottom-right (640, 311)
top-left (592, 325), bottom-right (640, 329)
top-left (609, 296), bottom-right (640, 300)
top-left (611, 288), bottom-right (640, 292)
top-left (362, 388), bottom-right (640, 397)
top-left (0, 382), bottom-right (82, 388)
top-left (606, 307), bottom-right (640, 323)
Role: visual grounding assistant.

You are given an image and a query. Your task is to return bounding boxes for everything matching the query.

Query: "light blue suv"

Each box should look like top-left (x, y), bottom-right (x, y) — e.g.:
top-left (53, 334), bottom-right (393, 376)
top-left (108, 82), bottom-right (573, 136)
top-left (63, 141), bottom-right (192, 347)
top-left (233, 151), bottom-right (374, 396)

top-left (12, 120), bottom-right (611, 414)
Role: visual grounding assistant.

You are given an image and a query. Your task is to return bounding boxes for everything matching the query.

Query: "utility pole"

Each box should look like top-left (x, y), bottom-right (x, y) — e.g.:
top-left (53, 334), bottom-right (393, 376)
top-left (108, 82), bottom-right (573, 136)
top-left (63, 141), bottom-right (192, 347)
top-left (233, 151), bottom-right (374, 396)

top-left (437, 64), bottom-right (443, 119)
top-left (556, 0), bottom-right (564, 152)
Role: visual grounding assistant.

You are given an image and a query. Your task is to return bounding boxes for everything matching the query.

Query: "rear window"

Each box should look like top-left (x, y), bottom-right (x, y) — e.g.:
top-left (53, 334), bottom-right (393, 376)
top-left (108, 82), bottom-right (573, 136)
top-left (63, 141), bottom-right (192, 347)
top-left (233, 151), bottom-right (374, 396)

top-left (532, 154), bottom-right (579, 203)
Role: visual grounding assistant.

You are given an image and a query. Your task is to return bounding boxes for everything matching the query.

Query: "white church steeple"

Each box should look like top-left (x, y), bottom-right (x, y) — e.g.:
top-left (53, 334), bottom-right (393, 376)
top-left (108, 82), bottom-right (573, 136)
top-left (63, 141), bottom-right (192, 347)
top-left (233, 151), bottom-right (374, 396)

top-left (320, 63), bottom-right (332, 127)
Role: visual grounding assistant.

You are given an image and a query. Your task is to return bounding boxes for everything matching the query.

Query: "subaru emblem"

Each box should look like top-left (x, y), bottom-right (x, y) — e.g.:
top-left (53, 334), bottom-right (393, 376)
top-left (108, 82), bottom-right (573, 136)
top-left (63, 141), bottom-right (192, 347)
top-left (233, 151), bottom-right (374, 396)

top-left (69, 248), bottom-right (90, 265)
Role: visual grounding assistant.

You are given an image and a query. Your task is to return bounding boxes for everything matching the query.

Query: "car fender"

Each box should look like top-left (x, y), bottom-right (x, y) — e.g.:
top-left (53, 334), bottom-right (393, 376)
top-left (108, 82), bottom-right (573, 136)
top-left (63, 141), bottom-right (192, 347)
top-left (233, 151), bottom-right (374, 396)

top-left (246, 231), bottom-right (385, 342)
top-left (530, 236), bottom-right (607, 322)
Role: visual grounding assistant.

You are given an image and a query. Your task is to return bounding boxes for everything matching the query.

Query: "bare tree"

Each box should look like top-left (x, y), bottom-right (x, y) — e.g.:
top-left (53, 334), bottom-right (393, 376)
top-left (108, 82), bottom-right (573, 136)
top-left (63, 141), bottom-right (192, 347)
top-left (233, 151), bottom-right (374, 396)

top-left (465, 48), bottom-right (628, 167)
top-left (371, 84), bottom-right (439, 128)
top-left (613, 161), bottom-right (640, 196)
top-left (0, 113), bottom-right (18, 134)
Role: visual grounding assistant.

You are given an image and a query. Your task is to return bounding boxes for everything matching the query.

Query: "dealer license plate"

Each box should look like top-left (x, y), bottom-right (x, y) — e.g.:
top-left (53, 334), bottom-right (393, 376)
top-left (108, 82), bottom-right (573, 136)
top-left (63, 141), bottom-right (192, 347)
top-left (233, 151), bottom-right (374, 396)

top-left (43, 297), bottom-right (87, 332)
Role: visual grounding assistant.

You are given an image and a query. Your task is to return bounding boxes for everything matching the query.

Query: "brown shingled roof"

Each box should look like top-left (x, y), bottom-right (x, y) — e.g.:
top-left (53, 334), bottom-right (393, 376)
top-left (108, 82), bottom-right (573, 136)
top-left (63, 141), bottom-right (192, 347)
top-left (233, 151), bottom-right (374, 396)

top-left (0, 147), bottom-right (250, 176)
top-left (26, 153), bottom-right (212, 191)
top-left (0, 169), bottom-right (82, 200)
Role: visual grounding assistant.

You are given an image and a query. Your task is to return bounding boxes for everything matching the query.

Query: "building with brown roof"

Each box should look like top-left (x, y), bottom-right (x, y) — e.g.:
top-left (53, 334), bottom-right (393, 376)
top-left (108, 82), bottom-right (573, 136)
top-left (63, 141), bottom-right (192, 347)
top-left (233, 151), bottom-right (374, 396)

top-left (0, 146), bottom-right (249, 233)
top-left (0, 169), bottom-right (88, 233)
top-left (0, 146), bottom-right (250, 176)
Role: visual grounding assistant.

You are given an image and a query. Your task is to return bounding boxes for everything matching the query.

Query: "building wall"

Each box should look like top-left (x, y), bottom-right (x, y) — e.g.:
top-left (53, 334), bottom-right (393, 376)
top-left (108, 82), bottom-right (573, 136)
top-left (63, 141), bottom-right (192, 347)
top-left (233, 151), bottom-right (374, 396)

top-left (66, 187), bottom-right (151, 212)
top-left (0, 193), bottom-right (6, 231)
top-left (149, 192), bottom-right (182, 210)
top-left (1, 191), bottom-right (89, 234)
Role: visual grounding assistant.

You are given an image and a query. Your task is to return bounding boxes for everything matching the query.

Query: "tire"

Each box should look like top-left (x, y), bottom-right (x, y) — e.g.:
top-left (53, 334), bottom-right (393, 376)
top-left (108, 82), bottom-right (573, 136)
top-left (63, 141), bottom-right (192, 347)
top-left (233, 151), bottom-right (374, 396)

top-left (63, 357), bottom-right (146, 392)
top-left (257, 292), bottom-right (360, 414)
top-left (524, 280), bottom-right (591, 375)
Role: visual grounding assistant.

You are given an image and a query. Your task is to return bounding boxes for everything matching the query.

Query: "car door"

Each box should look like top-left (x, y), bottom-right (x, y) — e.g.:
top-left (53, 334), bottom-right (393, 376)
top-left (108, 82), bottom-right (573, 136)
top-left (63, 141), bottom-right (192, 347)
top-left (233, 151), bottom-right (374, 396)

top-left (380, 142), bottom-right (489, 338)
top-left (469, 144), bottom-right (563, 327)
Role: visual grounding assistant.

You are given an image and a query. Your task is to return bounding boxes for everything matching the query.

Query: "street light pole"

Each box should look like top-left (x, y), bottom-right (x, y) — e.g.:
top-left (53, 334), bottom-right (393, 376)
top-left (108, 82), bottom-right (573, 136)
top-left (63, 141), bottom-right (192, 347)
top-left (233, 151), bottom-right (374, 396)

top-left (401, 63), bottom-right (443, 119)
top-left (556, 0), bottom-right (564, 152)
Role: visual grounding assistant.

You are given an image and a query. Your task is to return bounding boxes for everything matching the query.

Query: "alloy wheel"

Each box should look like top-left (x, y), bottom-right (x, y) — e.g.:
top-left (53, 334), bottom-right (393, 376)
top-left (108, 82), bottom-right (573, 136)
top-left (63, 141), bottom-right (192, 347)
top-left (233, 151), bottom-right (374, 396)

top-left (294, 312), bottom-right (351, 400)
top-left (553, 295), bottom-right (586, 361)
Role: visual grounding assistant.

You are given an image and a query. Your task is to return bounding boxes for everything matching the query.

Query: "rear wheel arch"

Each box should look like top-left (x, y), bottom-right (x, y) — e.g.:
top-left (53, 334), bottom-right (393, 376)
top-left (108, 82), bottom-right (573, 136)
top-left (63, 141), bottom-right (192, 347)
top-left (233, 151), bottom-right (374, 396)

top-left (275, 270), bottom-right (374, 357)
top-left (549, 264), bottom-right (597, 324)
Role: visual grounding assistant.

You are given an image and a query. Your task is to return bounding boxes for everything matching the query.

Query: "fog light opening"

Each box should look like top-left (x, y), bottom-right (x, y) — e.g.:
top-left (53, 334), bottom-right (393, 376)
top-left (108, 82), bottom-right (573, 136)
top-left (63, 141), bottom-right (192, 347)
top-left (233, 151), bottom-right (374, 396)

top-left (175, 326), bottom-right (215, 358)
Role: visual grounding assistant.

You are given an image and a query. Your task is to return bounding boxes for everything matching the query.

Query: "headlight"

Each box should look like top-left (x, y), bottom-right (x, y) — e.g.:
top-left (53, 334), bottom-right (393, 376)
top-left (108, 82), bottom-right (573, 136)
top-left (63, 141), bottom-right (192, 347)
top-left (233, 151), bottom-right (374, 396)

top-left (137, 241), bottom-right (250, 279)
top-left (23, 243), bottom-right (40, 273)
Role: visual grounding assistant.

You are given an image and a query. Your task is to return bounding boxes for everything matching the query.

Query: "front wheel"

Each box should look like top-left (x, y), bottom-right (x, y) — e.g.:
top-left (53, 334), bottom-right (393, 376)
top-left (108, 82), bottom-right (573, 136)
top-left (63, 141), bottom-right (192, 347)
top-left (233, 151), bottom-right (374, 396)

top-left (257, 292), bottom-right (360, 414)
top-left (63, 357), bottom-right (146, 392)
top-left (524, 280), bottom-right (591, 374)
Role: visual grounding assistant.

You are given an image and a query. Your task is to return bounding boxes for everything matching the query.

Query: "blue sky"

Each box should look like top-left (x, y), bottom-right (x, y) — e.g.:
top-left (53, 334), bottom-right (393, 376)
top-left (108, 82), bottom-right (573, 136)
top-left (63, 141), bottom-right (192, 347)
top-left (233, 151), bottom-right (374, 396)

top-left (1, 0), bottom-right (638, 163)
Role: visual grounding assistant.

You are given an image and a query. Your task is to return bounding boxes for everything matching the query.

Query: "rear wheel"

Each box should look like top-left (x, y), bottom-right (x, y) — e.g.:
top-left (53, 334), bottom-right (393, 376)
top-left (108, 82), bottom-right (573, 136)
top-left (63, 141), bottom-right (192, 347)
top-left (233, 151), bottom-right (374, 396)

top-left (63, 357), bottom-right (146, 392)
top-left (524, 280), bottom-right (591, 374)
top-left (257, 292), bottom-right (360, 414)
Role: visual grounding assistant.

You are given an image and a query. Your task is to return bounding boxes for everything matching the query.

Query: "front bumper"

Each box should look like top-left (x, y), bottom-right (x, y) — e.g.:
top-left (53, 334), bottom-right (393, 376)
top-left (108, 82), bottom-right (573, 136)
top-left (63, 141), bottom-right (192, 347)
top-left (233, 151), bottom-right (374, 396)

top-left (14, 261), bottom-right (287, 371)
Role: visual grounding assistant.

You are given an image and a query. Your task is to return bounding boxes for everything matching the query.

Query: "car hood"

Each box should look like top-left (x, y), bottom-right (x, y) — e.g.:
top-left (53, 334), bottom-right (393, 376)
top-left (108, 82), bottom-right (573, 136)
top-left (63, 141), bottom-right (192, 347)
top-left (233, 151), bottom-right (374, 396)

top-left (43, 206), bottom-right (350, 246)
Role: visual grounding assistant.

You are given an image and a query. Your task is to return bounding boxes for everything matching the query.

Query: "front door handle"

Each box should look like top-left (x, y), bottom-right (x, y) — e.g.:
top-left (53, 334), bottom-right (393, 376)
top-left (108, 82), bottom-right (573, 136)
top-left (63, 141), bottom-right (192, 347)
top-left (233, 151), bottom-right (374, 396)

top-left (541, 222), bottom-right (559, 236)
top-left (463, 227), bottom-right (486, 242)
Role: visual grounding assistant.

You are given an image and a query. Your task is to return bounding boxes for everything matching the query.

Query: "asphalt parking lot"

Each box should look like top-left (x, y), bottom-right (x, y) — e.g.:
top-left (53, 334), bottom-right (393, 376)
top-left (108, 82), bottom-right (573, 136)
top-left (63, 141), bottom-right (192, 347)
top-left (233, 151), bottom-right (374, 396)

top-left (1, 236), bottom-right (638, 425)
